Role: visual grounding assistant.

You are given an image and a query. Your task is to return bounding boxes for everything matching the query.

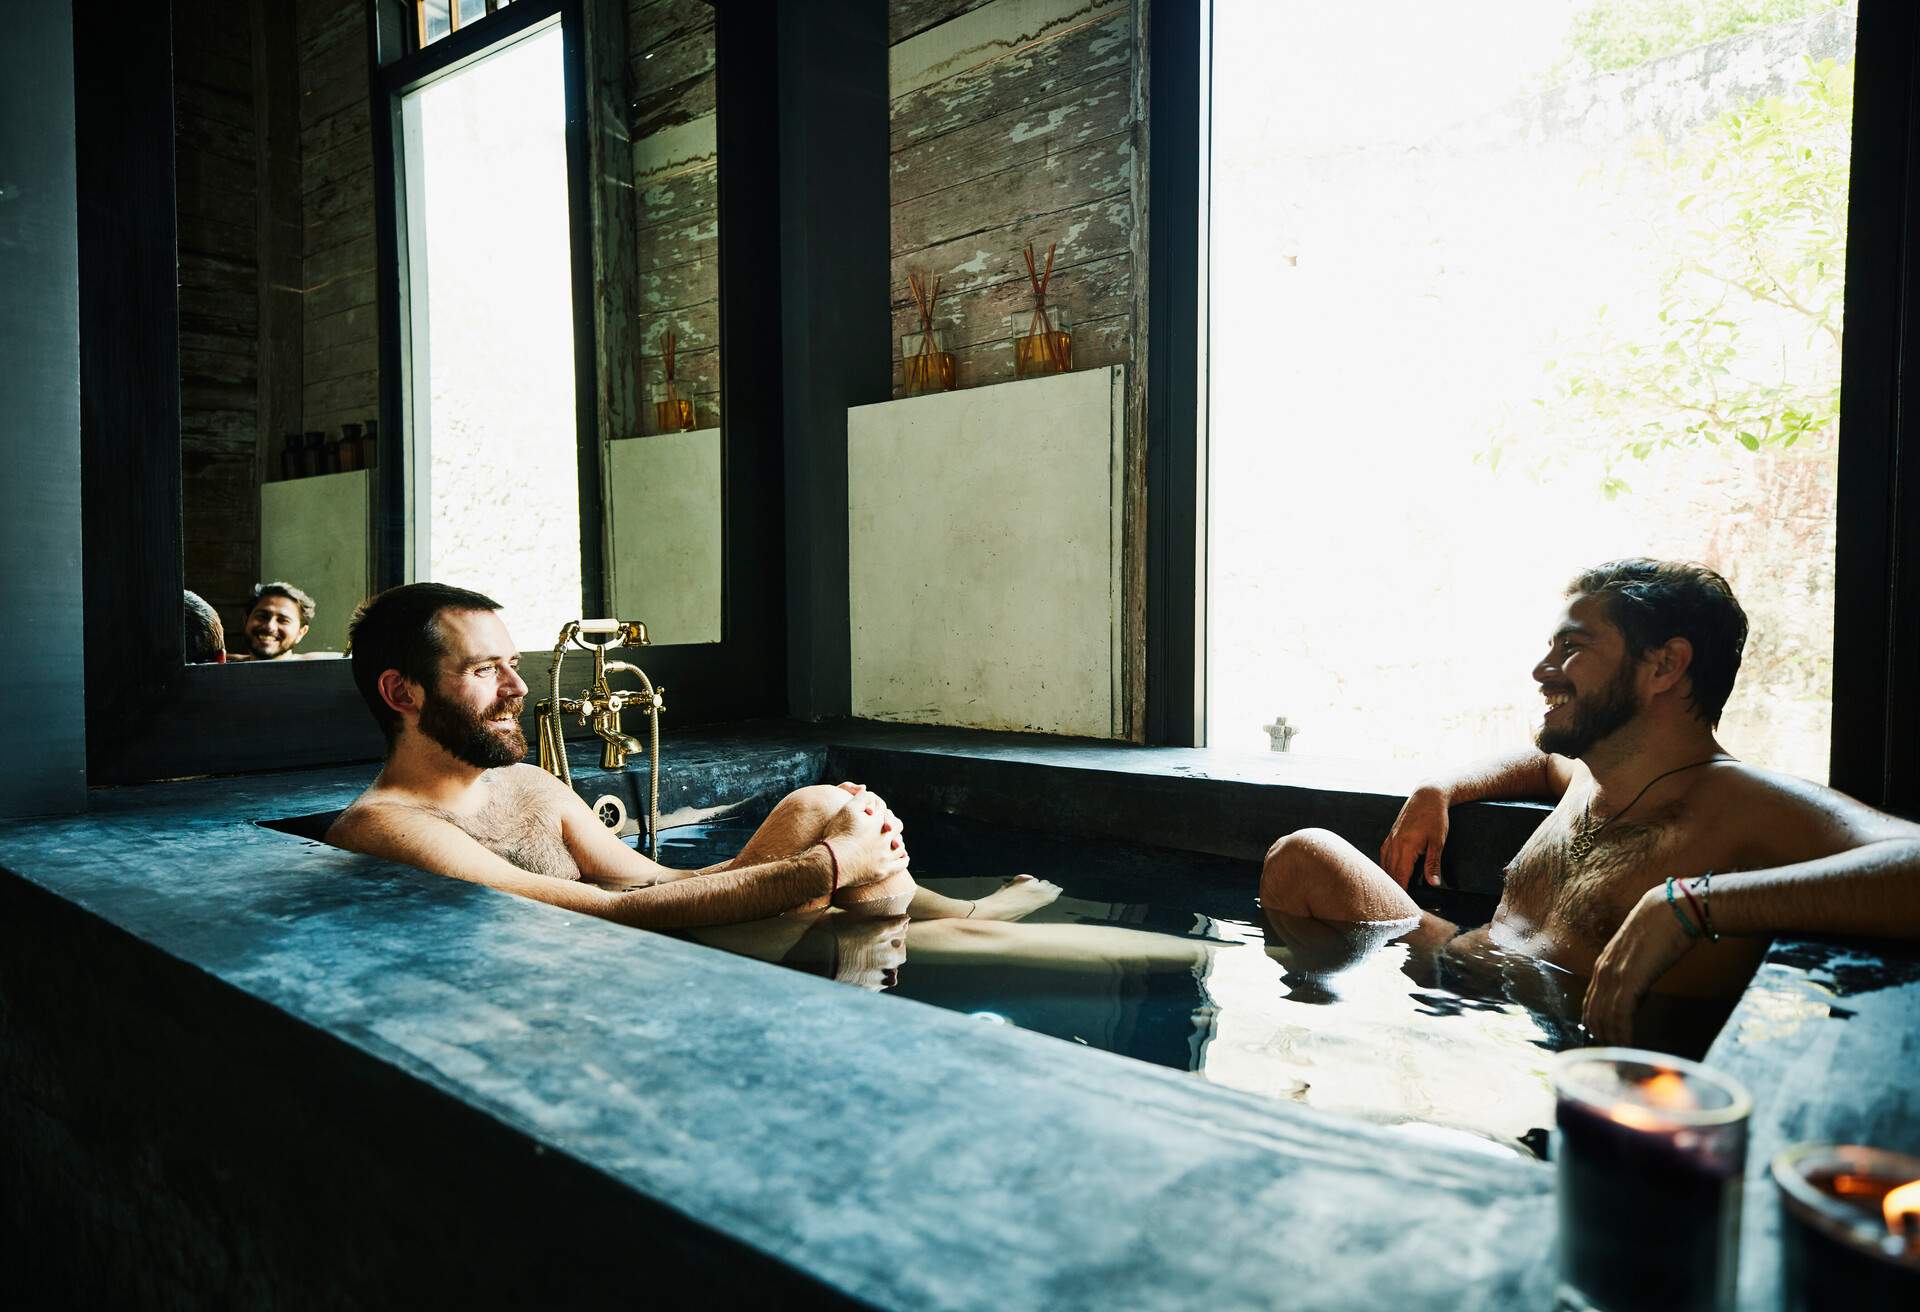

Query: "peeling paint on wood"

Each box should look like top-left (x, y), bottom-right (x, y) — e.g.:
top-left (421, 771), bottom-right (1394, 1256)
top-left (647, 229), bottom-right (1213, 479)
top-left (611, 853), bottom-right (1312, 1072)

top-left (891, 0), bottom-right (1125, 102)
top-left (298, 0), bottom-right (377, 445)
top-left (887, 0), bottom-right (1145, 738)
top-left (629, 0), bottom-right (719, 431)
top-left (634, 114), bottom-right (718, 185)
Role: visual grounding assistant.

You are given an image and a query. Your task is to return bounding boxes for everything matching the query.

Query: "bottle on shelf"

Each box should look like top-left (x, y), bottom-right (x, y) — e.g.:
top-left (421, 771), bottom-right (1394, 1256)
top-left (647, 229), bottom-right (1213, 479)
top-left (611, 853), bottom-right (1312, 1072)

top-left (362, 418), bottom-right (378, 469)
top-left (338, 422), bottom-right (364, 471)
top-left (280, 432), bottom-right (303, 480)
top-left (302, 431), bottom-right (327, 477)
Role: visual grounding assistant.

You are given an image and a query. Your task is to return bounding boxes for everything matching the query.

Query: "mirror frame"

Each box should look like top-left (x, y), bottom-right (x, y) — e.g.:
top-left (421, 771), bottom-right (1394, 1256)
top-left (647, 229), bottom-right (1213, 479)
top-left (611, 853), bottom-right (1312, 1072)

top-left (81, 0), bottom-right (784, 786)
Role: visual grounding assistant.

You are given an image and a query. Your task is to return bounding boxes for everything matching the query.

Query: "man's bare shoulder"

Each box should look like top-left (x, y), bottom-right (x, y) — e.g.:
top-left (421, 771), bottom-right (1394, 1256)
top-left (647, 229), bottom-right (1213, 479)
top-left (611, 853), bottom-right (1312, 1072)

top-left (1699, 761), bottom-right (1920, 862)
top-left (325, 790), bottom-right (433, 852)
top-left (496, 762), bottom-right (574, 795)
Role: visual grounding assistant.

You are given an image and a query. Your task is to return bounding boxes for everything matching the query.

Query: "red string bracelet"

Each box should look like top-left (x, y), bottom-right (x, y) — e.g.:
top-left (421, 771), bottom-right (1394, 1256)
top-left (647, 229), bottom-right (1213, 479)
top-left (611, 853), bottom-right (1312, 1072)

top-left (816, 840), bottom-right (841, 897)
top-left (1678, 878), bottom-right (1709, 939)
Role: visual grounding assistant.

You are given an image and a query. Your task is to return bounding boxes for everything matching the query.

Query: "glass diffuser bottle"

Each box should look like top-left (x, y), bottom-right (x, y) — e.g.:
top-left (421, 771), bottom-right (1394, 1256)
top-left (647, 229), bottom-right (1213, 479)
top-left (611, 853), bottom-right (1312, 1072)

top-left (1010, 242), bottom-right (1073, 378)
top-left (652, 328), bottom-right (697, 433)
top-left (902, 270), bottom-right (956, 395)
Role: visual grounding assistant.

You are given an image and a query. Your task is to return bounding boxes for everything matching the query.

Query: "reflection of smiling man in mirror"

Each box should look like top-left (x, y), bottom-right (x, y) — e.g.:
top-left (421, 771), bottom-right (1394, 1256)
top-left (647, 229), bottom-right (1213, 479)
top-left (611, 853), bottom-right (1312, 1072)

top-left (237, 581), bottom-right (315, 660)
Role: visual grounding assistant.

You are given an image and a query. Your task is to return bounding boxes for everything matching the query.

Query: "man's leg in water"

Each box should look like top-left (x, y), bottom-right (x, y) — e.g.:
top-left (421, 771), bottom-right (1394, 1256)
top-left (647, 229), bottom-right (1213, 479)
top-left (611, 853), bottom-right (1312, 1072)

top-left (1260, 828), bottom-right (1457, 971)
top-left (702, 784), bottom-right (1060, 920)
top-left (906, 917), bottom-right (1215, 971)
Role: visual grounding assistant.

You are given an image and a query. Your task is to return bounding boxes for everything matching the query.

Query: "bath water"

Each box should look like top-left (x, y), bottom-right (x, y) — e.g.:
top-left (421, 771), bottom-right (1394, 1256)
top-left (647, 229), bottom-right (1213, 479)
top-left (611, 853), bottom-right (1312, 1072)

top-left (656, 806), bottom-right (1725, 1159)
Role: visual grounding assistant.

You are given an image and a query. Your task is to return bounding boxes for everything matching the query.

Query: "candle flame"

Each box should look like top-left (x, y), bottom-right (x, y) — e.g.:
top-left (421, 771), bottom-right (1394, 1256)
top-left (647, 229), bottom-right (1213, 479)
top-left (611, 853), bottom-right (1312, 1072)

top-left (1639, 1069), bottom-right (1698, 1111)
top-left (1884, 1179), bottom-right (1920, 1236)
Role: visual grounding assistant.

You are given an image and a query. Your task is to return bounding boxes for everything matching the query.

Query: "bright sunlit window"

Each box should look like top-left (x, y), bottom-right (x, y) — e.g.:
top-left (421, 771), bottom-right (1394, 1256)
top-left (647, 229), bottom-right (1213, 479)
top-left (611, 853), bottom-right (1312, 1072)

top-left (402, 24), bottom-right (581, 648)
top-left (1207, 0), bottom-right (1854, 782)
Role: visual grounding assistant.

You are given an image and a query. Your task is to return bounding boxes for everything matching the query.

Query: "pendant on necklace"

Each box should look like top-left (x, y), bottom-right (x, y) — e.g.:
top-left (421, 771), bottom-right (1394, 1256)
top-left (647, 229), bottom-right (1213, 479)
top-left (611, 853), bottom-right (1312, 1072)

top-left (1569, 818), bottom-right (1598, 863)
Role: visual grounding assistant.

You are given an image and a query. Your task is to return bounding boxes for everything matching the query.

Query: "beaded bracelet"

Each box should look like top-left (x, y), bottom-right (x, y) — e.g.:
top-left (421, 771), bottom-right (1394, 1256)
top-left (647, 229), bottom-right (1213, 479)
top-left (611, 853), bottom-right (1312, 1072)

top-left (1696, 870), bottom-right (1720, 942)
top-left (1665, 876), bottom-right (1702, 939)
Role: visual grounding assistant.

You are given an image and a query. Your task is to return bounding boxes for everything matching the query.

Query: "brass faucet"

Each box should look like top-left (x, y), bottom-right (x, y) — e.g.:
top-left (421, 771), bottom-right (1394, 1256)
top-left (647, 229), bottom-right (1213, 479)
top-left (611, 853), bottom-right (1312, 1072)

top-left (535, 619), bottom-right (665, 859)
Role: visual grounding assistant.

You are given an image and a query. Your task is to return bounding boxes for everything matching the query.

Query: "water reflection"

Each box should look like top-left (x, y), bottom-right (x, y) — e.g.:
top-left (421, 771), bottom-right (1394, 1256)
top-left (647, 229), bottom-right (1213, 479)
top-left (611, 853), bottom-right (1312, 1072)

top-left (678, 877), bottom-right (1572, 1153)
top-left (688, 912), bottom-right (909, 992)
top-left (657, 813), bottom-right (1734, 1156)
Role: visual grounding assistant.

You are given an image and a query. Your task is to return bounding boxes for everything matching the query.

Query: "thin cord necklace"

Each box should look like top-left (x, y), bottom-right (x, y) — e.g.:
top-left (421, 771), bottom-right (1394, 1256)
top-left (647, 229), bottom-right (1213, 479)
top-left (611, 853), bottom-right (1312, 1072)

top-left (1568, 753), bottom-right (1733, 863)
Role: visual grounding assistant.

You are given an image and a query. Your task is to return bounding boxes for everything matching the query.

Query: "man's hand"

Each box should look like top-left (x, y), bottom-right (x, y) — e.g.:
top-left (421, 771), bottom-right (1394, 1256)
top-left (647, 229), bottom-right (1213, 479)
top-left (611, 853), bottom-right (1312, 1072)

top-left (1582, 886), bottom-right (1698, 1044)
top-left (822, 789), bottom-right (910, 888)
top-left (1380, 784), bottom-right (1451, 888)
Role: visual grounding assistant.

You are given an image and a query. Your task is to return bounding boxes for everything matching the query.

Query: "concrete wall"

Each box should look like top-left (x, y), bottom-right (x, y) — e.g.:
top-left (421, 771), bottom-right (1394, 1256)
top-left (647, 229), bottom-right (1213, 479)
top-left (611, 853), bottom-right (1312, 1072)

top-left (848, 367), bottom-right (1125, 736)
top-left (260, 469), bottom-right (372, 653)
top-left (0, 0), bottom-right (85, 819)
top-left (607, 430), bottom-right (724, 645)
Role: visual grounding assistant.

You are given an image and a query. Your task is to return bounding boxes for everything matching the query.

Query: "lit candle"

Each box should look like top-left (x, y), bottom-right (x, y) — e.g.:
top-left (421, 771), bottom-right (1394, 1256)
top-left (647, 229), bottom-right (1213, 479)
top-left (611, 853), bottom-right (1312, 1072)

top-left (1773, 1143), bottom-right (1920, 1310)
top-left (1552, 1047), bottom-right (1751, 1312)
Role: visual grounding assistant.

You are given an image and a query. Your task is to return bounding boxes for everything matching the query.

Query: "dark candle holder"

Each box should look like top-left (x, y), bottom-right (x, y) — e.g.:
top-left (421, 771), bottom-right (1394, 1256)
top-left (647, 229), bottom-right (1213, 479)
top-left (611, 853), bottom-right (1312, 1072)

top-left (1551, 1047), bottom-right (1750, 1312)
top-left (1773, 1143), bottom-right (1920, 1311)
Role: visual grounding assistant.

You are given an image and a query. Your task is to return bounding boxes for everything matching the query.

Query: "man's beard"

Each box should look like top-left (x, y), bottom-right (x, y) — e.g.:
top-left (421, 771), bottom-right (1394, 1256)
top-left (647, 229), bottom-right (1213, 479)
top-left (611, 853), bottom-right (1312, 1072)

top-left (1535, 659), bottom-right (1641, 758)
top-left (418, 689), bottom-right (527, 768)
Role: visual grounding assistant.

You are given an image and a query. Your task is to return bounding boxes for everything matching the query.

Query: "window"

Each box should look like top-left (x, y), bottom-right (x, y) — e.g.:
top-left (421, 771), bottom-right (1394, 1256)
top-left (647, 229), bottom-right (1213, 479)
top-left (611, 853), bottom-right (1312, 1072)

top-left (416, 0), bottom-right (517, 51)
top-left (1207, 0), bottom-right (1856, 781)
top-left (400, 22), bottom-right (582, 642)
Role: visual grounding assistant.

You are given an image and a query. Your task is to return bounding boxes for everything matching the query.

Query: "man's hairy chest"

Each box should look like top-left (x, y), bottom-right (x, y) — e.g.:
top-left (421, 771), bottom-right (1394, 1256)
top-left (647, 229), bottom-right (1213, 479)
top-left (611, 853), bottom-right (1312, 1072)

top-left (428, 771), bottom-right (579, 881)
top-left (1502, 799), bottom-right (1704, 950)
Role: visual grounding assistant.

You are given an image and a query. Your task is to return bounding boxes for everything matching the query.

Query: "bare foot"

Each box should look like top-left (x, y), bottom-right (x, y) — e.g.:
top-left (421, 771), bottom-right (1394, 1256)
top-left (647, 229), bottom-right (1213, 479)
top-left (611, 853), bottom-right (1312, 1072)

top-left (966, 874), bottom-right (1063, 922)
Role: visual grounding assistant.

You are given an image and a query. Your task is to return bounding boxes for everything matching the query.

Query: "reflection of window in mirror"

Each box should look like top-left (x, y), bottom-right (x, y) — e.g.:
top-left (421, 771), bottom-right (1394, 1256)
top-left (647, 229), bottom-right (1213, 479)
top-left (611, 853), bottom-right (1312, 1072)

top-left (401, 24), bottom-right (583, 643)
top-left (609, 3), bottom-right (724, 647)
top-left (174, 0), bottom-right (379, 663)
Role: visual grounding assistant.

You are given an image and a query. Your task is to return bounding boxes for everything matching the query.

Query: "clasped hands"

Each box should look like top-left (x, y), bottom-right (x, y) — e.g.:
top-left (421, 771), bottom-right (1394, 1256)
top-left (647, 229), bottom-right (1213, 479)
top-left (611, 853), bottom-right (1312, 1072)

top-left (823, 781), bottom-right (912, 888)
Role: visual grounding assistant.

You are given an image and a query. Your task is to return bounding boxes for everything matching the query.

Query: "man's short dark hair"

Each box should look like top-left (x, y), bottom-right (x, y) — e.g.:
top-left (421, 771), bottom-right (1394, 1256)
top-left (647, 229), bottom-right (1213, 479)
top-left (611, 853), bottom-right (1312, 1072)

top-left (252, 581), bottom-right (316, 627)
top-left (183, 590), bottom-right (225, 663)
top-left (1566, 559), bottom-right (1748, 728)
top-left (347, 582), bottom-right (504, 742)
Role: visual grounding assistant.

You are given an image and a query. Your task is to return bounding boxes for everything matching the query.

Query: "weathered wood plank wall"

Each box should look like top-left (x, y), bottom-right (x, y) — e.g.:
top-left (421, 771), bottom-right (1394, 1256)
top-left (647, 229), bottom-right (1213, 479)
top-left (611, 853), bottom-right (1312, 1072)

top-left (298, 0), bottom-right (379, 447)
top-left (628, 0), bottom-right (720, 432)
top-left (888, 0), bottom-right (1147, 736)
top-left (174, 0), bottom-right (264, 625)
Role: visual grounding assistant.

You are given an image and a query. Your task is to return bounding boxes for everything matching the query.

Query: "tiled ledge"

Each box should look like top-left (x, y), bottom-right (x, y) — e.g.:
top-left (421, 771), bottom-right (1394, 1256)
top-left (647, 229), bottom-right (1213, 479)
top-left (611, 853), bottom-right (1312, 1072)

top-left (1, 719), bottom-right (1913, 1307)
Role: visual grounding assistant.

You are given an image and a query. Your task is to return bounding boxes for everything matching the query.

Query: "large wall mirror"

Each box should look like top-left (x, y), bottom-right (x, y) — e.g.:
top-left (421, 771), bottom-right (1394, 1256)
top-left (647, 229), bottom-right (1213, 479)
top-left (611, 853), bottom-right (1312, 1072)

top-left (175, 0), bottom-right (725, 670)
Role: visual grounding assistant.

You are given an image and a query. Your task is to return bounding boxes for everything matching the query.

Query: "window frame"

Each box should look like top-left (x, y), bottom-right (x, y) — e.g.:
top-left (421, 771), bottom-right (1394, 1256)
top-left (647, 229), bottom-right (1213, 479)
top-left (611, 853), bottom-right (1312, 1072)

top-left (1166, 0), bottom-right (1920, 814)
top-left (81, 0), bottom-right (784, 785)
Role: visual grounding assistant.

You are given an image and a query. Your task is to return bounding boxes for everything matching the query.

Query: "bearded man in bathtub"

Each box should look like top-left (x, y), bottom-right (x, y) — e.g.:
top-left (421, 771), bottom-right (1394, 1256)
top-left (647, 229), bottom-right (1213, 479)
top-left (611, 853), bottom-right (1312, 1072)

top-left (1259, 558), bottom-right (1920, 1045)
top-left (327, 583), bottom-right (1058, 929)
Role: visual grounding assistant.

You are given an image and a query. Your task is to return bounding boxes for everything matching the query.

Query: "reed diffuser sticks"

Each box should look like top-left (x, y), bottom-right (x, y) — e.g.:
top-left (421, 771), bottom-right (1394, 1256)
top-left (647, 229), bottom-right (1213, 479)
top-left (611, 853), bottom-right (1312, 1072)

top-left (903, 271), bottom-right (957, 395)
top-left (1014, 242), bottom-right (1073, 377)
top-left (653, 328), bottom-right (696, 433)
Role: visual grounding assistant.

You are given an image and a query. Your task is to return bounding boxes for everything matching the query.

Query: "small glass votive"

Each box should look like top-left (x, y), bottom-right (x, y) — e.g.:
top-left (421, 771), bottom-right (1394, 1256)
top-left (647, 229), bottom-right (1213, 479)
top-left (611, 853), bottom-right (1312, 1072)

top-left (1773, 1143), bottom-right (1920, 1310)
top-left (1008, 301), bottom-right (1072, 377)
top-left (1552, 1047), bottom-right (1751, 1312)
top-left (651, 381), bottom-right (696, 434)
top-left (900, 330), bottom-right (956, 395)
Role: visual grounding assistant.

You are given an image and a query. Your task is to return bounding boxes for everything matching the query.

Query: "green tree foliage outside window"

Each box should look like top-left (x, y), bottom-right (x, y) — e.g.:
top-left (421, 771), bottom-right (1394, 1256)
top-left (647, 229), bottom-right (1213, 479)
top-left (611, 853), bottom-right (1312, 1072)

top-left (1558, 0), bottom-right (1848, 79)
top-left (1501, 57), bottom-right (1850, 496)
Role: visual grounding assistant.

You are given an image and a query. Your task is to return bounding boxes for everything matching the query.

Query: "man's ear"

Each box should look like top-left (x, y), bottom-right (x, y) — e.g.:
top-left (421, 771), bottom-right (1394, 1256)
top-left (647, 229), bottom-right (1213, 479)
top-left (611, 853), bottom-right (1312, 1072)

top-left (377, 669), bottom-right (425, 720)
top-left (1646, 637), bottom-right (1694, 696)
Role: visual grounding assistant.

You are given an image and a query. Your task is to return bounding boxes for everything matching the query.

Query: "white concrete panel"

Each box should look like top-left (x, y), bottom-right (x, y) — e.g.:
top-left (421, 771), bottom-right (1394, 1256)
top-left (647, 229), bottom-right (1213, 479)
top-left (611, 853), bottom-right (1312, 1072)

top-left (848, 365), bottom-right (1123, 737)
top-left (606, 429), bottom-right (723, 646)
top-left (260, 469), bottom-right (371, 654)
